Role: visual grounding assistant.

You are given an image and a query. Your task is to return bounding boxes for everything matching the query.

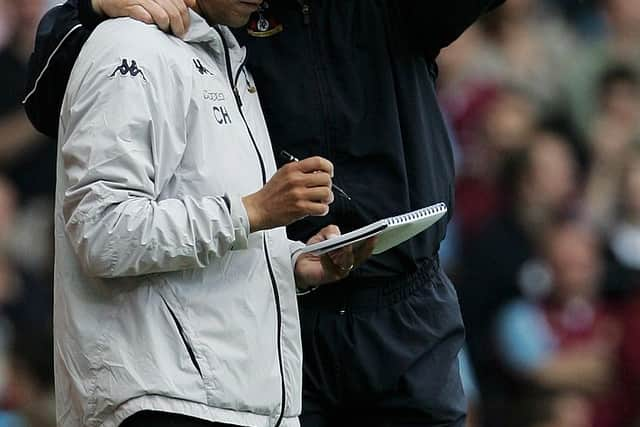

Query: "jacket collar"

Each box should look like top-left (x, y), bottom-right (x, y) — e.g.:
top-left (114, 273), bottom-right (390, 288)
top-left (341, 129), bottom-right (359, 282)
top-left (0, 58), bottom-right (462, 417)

top-left (182, 10), bottom-right (218, 43)
top-left (182, 10), bottom-right (247, 70)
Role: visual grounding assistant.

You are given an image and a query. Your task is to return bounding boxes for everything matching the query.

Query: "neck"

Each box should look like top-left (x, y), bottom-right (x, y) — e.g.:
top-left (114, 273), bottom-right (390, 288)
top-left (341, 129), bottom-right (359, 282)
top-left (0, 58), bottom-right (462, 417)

top-left (192, 1), bottom-right (225, 27)
top-left (191, 3), bottom-right (213, 25)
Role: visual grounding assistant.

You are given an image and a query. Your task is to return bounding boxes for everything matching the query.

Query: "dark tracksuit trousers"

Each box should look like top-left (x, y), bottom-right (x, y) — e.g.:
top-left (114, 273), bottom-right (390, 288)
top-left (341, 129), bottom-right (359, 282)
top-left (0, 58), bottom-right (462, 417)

top-left (299, 258), bottom-right (467, 427)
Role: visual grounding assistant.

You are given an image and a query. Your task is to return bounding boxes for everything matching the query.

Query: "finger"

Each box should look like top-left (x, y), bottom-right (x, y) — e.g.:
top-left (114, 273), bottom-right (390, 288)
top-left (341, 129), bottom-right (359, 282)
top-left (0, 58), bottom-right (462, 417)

top-left (299, 171), bottom-right (332, 188)
top-left (305, 225), bottom-right (340, 245)
top-left (329, 246), bottom-right (355, 271)
top-left (128, 5), bottom-right (154, 24)
top-left (299, 201), bottom-right (330, 217)
top-left (304, 187), bottom-right (334, 204)
top-left (297, 156), bottom-right (334, 176)
top-left (319, 225), bottom-right (341, 238)
top-left (324, 251), bottom-right (354, 279)
top-left (168, 0), bottom-right (191, 36)
top-left (153, 0), bottom-right (187, 35)
top-left (139, 0), bottom-right (171, 31)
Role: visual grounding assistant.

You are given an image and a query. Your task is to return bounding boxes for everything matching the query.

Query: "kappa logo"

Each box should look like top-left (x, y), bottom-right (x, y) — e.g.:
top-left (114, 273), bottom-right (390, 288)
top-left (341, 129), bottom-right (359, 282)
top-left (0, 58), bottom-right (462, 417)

top-left (193, 58), bottom-right (214, 76)
top-left (109, 59), bottom-right (146, 81)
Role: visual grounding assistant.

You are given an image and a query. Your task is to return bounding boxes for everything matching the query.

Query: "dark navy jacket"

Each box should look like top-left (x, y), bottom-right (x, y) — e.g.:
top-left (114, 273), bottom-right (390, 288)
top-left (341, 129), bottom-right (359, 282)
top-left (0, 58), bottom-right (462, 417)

top-left (24, 0), bottom-right (503, 278)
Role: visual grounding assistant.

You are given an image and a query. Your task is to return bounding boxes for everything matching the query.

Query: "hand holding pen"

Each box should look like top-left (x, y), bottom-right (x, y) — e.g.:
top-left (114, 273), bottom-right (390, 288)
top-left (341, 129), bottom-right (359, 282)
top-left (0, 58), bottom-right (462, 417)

top-left (242, 156), bottom-right (335, 232)
top-left (280, 150), bottom-right (352, 201)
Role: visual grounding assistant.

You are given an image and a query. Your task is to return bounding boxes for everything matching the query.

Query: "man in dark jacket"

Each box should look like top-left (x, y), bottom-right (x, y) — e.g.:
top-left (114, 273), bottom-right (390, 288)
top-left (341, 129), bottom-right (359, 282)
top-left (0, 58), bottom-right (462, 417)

top-left (24, 1), bottom-right (504, 426)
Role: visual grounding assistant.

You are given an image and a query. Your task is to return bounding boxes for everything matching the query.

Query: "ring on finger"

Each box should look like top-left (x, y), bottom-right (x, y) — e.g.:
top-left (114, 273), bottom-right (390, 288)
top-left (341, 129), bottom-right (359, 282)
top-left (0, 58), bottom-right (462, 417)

top-left (339, 264), bottom-right (354, 274)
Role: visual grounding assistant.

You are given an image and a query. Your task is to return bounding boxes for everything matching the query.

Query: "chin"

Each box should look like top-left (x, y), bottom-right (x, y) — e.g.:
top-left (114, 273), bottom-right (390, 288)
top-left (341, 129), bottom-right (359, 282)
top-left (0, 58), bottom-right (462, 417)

top-left (225, 14), bottom-right (252, 28)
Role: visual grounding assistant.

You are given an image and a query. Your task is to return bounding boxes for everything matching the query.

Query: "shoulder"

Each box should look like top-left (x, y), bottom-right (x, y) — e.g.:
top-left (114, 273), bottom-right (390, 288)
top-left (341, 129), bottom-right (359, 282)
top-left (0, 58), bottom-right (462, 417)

top-left (76, 18), bottom-right (191, 77)
top-left (67, 18), bottom-right (192, 96)
top-left (90, 18), bottom-right (174, 54)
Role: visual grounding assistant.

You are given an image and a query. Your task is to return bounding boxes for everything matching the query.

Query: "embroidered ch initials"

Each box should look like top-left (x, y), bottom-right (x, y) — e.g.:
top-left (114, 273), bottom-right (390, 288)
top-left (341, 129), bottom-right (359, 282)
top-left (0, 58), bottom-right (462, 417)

top-left (213, 106), bottom-right (232, 125)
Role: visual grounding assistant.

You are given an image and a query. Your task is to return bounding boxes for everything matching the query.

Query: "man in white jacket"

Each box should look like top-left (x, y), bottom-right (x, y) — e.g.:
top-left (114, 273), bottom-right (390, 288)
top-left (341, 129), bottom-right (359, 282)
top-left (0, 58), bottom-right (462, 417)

top-left (55, 1), bottom-right (371, 426)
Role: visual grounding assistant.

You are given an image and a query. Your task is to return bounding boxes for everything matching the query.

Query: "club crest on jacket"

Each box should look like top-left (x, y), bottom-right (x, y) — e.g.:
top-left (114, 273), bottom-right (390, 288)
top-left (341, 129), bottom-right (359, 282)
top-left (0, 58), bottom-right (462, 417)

top-left (247, 2), bottom-right (283, 38)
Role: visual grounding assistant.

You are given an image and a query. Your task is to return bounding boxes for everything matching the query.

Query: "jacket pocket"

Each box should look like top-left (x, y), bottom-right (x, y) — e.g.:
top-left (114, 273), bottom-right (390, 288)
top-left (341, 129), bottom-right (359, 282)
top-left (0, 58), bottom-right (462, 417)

top-left (160, 296), bottom-right (204, 379)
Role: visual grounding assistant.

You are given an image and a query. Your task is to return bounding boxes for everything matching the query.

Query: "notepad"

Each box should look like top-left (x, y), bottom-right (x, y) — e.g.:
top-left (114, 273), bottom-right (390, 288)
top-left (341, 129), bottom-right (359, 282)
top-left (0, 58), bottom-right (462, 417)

top-left (297, 202), bottom-right (448, 256)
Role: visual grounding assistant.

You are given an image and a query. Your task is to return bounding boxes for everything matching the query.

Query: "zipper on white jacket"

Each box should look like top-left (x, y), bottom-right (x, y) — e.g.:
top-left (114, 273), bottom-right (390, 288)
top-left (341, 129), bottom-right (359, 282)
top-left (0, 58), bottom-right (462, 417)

top-left (214, 26), bottom-right (287, 427)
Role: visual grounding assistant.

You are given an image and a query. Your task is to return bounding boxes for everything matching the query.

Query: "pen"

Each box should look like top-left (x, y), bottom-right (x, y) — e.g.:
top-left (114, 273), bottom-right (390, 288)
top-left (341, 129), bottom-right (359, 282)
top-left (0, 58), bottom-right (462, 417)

top-left (280, 150), bottom-right (352, 201)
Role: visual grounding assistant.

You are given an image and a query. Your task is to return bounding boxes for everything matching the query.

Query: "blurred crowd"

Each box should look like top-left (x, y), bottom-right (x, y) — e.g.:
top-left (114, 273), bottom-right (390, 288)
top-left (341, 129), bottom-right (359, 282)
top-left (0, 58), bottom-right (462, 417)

top-left (438, 0), bottom-right (640, 426)
top-left (0, 0), bottom-right (639, 426)
top-left (0, 0), bottom-right (58, 426)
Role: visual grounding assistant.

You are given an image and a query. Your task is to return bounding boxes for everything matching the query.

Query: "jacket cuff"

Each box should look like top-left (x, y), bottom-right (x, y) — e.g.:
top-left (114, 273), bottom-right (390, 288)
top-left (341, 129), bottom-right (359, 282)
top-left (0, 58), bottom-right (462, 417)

top-left (289, 240), bottom-right (306, 268)
top-left (226, 193), bottom-right (250, 250)
top-left (78, 0), bottom-right (106, 30)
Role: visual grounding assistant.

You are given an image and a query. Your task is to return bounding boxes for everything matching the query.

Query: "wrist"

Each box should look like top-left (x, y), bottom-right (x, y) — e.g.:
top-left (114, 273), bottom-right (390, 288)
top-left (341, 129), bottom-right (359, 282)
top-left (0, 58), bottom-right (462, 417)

top-left (293, 257), bottom-right (323, 296)
top-left (242, 193), bottom-right (265, 233)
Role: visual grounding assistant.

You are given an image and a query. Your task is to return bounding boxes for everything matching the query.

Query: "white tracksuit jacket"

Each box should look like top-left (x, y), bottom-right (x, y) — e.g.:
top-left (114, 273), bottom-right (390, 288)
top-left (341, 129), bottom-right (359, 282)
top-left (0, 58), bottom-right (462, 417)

top-left (54, 12), bottom-right (302, 427)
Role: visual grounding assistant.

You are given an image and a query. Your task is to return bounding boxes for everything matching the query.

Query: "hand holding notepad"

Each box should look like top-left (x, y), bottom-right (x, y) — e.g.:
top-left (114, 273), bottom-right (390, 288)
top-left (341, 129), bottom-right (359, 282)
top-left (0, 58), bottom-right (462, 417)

top-left (296, 202), bottom-right (448, 256)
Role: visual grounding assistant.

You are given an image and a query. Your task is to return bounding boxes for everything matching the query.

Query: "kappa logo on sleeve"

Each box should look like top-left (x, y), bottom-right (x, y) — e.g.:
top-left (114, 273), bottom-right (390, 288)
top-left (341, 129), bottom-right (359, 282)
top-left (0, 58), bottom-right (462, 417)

top-left (109, 59), bottom-right (147, 81)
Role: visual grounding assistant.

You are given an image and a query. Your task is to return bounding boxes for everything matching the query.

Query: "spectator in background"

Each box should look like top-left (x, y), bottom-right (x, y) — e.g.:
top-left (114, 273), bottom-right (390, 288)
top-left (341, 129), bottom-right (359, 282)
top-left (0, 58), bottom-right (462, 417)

top-left (546, 0), bottom-right (604, 38)
top-left (0, 0), bottom-right (55, 310)
top-left (438, 0), bottom-right (576, 110)
top-left (610, 152), bottom-right (640, 268)
top-left (495, 220), bottom-right (635, 427)
top-left (603, 151), bottom-right (640, 298)
top-left (3, 325), bottom-right (54, 427)
top-left (0, 0), bottom-right (54, 204)
top-left (618, 290), bottom-right (640, 427)
top-left (584, 64), bottom-right (640, 233)
top-left (460, 130), bottom-right (578, 422)
top-left (0, 174), bottom-right (53, 425)
top-left (506, 391), bottom-right (591, 427)
top-left (0, 0), bottom-right (15, 49)
top-left (0, 0), bottom-right (54, 343)
top-left (0, 177), bottom-right (20, 319)
top-left (454, 85), bottom-right (538, 243)
top-left (475, 0), bottom-right (576, 107)
top-left (564, 0), bottom-right (640, 137)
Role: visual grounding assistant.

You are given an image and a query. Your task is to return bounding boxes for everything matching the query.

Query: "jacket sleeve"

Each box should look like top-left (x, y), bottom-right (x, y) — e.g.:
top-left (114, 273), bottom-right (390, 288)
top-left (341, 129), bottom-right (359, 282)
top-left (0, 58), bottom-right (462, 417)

top-left (289, 239), bottom-right (306, 269)
top-left (24, 0), bottom-right (104, 138)
top-left (61, 26), bottom-right (251, 279)
top-left (391, 0), bottom-right (505, 60)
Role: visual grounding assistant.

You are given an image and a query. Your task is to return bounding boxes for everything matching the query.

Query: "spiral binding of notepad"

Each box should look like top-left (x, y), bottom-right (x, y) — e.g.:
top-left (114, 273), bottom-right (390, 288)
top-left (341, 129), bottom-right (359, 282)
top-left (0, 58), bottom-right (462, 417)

top-left (385, 203), bottom-right (447, 226)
